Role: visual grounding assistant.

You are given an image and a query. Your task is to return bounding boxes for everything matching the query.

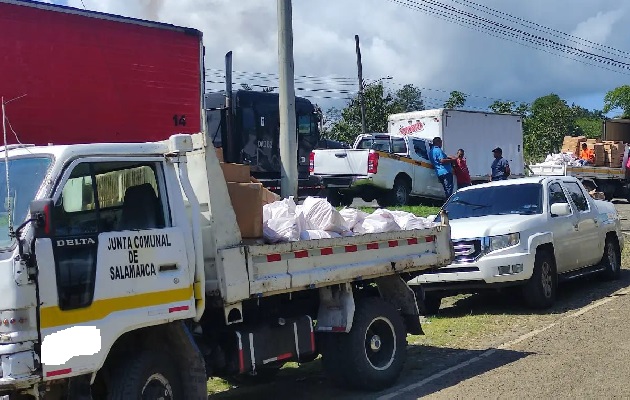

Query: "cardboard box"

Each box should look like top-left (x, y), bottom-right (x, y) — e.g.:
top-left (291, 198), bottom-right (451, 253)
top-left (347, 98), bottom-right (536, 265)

top-left (562, 135), bottom-right (587, 155)
top-left (226, 182), bottom-right (263, 238)
top-left (220, 162), bottom-right (251, 183)
top-left (593, 143), bottom-right (606, 166)
top-left (250, 177), bottom-right (281, 205)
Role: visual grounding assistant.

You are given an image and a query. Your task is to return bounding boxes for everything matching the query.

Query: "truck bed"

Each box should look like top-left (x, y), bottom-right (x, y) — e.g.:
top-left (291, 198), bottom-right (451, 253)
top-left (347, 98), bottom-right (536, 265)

top-left (530, 164), bottom-right (625, 180)
top-left (215, 225), bottom-right (452, 304)
top-left (311, 149), bottom-right (369, 176)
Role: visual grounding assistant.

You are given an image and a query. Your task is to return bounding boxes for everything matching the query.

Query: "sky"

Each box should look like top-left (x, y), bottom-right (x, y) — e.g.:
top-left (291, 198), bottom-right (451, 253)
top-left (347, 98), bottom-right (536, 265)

top-left (40, 0), bottom-right (630, 115)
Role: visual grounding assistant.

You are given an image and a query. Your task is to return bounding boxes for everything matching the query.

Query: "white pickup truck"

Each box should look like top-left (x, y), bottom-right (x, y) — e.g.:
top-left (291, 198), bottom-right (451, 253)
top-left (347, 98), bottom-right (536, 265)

top-left (0, 133), bottom-right (453, 398)
top-left (310, 133), bottom-right (445, 206)
top-left (409, 176), bottom-right (623, 314)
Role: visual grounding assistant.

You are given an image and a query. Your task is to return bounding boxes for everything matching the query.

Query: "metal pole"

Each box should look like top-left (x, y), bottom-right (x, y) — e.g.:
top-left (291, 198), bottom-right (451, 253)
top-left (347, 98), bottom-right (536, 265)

top-left (355, 35), bottom-right (366, 135)
top-left (224, 51), bottom-right (235, 162)
top-left (278, 0), bottom-right (298, 198)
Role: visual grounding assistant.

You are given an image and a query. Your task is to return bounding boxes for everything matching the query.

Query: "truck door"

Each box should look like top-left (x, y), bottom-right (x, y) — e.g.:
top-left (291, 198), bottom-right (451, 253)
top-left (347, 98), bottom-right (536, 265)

top-left (561, 180), bottom-right (603, 268)
top-left (36, 159), bottom-right (194, 379)
top-left (547, 181), bottom-right (581, 273)
top-left (410, 138), bottom-right (443, 198)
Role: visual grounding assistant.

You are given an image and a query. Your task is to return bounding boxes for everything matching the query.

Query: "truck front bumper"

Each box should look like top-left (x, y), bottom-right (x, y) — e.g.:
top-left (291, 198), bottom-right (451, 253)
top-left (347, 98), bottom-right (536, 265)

top-left (410, 250), bottom-right (536, 293)
top-left (0, 342), bottom-right (40, 394)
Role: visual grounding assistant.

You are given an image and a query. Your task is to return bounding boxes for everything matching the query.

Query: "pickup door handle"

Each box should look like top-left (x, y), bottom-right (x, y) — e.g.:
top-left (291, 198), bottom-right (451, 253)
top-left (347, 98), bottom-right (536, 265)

top-left (334, 153), bottom-right (348, 158)
top-left (573, 224), bottom-right (579, 231)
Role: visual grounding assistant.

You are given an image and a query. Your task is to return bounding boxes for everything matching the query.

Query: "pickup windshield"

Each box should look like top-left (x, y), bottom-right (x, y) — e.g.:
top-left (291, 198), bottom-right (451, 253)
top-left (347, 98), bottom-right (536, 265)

top-left (442, 183), bottom-right (543, 220)
top-left (0, 156), bottom-right (52, 249)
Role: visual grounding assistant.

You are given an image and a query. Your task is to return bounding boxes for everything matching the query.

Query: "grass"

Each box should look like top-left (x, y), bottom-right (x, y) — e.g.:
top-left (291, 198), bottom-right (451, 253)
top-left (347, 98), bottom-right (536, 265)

top-left (345, 205), bottom-right (442, 217)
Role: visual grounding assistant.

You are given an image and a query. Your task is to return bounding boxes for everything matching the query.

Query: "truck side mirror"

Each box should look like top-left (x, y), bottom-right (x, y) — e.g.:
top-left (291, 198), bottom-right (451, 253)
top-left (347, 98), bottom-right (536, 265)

top-left (29, 199), bottom-right (55, 238)
top-left (550, 202), bottom-right (571, 217)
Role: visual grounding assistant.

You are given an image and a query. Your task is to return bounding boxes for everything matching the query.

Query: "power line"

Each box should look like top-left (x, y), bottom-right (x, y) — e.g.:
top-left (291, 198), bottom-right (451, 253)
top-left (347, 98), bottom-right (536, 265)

top-left (387, 0), bottom-right (630, 75)
top-left (453, 0), bottom-right (630, 59)
top-left (405, 0), bottom-right (630, 68)
top-left (206, 68), bottom-right (356, 82)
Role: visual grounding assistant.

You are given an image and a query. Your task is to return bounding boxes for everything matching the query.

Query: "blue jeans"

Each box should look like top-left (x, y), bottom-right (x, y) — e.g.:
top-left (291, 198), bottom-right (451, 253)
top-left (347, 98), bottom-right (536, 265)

top-left (438, 173), bottom-right (454, 198)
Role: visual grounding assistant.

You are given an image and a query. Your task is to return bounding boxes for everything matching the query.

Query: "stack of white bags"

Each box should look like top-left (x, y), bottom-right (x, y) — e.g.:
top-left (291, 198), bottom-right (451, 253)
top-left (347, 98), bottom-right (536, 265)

top-left (262, 196), bottom-right (438, 243)
top-left (540, 152), bottom-right (581, 166)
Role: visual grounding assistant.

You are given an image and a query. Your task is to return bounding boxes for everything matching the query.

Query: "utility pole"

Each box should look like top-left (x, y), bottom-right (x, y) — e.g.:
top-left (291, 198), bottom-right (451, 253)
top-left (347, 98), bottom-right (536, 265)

top-left (278, 0), bottom-right (298, 199)
top-left (224, 51), bottom-right (235, 161)
top-left (355, 34), bottom-right (366, 135)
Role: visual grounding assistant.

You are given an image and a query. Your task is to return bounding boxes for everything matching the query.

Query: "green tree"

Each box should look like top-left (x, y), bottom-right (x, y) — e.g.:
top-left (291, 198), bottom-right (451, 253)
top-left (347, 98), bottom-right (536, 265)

top-left (523, 94), bottom-right (575, 162)
top-left (443, 91), bottom-right (467, 109)
top-left (571, 104), bottom-right (604, 139)
top-left (392, 84), bottom-right (424, 112)
top-left (326, 83), bottom-right (418, 145)
top-left (603, 85), bottom-right (630, 118)
top-left (489, 100), bottom-right (529, 115)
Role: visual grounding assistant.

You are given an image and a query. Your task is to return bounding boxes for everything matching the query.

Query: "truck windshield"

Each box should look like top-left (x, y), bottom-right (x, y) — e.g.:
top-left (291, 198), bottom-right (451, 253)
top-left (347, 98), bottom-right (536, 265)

top-left (0, 157), bottom-right (52, 249)
top-left (357, 138), bottom-right (391, 152)
top-left (442, 183), bottom-right (543, 220)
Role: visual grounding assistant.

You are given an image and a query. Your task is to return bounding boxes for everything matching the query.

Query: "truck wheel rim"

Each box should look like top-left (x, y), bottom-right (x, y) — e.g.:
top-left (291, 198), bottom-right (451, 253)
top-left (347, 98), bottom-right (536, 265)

top-left (541, 261), bottom-right (552, 298)
top-left (364, 317), bottom-right (396, 371)
top-left (142, 373), bottom-right (173, 400)
top-left (607, 243), bottom-right (618, 272)
top-left (396, 185), bottom-right (407, 204)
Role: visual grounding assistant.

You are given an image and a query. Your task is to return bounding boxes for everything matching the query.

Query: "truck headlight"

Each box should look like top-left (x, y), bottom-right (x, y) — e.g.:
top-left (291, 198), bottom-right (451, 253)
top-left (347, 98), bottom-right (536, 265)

top-left (487, 233), bottom-right (520, 253)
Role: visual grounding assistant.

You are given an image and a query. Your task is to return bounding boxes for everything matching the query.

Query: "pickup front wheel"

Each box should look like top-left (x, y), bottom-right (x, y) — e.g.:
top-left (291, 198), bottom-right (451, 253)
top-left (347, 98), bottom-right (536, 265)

top-left (522, 250), bottom-right (557, 309)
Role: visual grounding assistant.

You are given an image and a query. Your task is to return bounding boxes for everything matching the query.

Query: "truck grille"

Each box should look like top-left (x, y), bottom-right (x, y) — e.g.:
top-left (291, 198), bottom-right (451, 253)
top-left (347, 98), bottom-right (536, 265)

top-left (452, 239), bottom-right (482, 263)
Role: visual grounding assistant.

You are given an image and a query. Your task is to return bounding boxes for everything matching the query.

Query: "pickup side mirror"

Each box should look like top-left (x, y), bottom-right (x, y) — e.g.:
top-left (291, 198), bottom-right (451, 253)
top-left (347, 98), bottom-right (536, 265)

top-left (29, 199), bottom-right (55, 238)
top-left (550, 202), bottom-right (571, 217)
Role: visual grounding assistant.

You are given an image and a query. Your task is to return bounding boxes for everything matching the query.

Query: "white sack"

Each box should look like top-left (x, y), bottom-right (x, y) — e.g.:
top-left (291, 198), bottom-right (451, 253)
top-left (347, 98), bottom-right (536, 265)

top-left (354, 209), bottom-right (401, 234)
top-left (301, 196), bottom-right (348, 233)
top-left (339, 208), bottom-right (369, 231)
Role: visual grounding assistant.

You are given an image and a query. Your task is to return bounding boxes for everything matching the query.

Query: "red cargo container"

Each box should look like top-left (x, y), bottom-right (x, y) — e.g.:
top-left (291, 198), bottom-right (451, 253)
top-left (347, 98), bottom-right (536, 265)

top-left (0, 0), bottom-right (203, 145)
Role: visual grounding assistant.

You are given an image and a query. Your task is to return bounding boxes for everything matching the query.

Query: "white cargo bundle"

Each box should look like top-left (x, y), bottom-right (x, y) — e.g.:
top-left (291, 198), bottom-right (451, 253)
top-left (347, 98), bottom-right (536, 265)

top-left (263, 196), bottom-right (438, 243)
top-left (539, 152), bottom-right (581, 166)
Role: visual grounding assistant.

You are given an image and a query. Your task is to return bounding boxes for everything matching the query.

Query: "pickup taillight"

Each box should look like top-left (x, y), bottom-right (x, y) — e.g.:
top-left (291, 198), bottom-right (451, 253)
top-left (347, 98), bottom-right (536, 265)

top-left (309, 152), bottom-right (315, 173)
top-left (368, 152), bottom-right (379, 174)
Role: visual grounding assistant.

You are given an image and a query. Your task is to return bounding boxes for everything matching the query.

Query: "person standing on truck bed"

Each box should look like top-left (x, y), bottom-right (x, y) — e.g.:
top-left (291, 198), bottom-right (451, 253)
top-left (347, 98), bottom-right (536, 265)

top-left (453, 148), bottom-right (472, 188)
top-left (490, 147), bottom-right (510, 181)
top-left (430, 137), bottom-right (457, 197)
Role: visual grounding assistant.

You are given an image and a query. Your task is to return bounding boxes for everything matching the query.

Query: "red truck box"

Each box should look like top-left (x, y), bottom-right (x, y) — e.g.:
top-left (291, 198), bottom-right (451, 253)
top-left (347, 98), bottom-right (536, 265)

top-left (0, 0), bottom-right (203, 145)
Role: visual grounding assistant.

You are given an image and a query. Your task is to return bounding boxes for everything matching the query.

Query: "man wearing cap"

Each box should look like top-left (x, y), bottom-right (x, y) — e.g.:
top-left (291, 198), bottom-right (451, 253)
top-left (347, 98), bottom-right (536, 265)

top-left (491, 147), bottom-right (510, 181)
top-left (430, 137), bottom-right (457, 197)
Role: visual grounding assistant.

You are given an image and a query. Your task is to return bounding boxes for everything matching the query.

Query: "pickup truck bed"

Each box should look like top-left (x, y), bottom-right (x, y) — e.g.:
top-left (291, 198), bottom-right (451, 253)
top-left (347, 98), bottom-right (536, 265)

top-left (216, 225), bottom-right (452, 303)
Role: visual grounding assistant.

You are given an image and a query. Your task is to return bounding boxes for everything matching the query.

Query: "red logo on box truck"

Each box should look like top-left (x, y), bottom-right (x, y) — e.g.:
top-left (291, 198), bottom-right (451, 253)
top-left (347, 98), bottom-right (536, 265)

top-left (399, 121), bottom-right (424, 135)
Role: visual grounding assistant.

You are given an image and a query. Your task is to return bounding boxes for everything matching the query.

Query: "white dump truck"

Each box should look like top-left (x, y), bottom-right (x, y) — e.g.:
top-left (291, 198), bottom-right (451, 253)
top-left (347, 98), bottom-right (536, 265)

top-left (0, 133), bottom-right (453, 399)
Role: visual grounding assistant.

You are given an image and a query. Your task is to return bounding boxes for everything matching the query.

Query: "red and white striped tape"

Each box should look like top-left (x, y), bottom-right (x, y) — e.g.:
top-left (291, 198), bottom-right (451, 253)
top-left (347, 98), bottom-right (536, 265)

top-left (257, 235), bottom-right (435, 264)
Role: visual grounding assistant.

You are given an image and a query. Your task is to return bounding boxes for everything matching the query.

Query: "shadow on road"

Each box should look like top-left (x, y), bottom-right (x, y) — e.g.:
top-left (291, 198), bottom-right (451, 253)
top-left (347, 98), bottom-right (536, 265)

top-left (436, 269), bottom-right (630, 319)
top-left (207, 345), bottom-right (531, 400)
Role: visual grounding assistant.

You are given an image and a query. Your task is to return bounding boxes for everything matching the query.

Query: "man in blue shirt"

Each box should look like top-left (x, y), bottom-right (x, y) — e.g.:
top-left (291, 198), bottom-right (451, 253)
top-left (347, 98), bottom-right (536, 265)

top-left (430, 137), bottom-right (456, 198)
top-left (491, 147), bottom-right (511, 181)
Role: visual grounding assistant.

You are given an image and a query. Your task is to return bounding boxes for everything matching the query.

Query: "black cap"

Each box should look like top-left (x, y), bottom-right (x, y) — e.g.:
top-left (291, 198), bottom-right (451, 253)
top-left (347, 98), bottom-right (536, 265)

top-left (492, 147), bottom-right (502, 153)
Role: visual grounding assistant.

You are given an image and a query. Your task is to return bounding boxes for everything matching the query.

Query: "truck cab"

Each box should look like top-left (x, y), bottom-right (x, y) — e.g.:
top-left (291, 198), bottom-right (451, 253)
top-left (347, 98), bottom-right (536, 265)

top-left (206, 90), bottom-right (323, 197)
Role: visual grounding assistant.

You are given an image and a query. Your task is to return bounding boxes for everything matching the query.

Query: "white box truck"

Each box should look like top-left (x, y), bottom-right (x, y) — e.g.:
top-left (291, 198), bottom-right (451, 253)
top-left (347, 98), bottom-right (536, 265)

top-left (388, 109), bottom-right (525, 181)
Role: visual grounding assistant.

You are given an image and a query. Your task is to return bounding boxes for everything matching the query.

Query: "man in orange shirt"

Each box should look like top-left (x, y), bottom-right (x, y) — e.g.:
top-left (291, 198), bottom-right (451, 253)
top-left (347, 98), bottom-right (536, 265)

top-left (579, 142), bottom-right (594, 165)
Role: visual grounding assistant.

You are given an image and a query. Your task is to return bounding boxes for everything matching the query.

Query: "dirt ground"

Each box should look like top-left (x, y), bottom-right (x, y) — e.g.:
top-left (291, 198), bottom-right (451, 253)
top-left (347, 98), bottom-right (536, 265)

top-left (208, 200), bottom-right (630, 400)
